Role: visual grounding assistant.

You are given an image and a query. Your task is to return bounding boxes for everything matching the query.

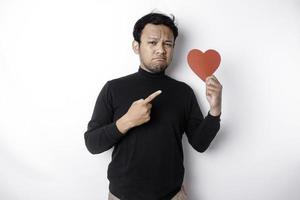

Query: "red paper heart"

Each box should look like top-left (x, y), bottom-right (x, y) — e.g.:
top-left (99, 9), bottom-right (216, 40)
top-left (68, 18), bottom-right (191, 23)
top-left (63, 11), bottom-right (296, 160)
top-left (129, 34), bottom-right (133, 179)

top-left (187, 49), bottom-right (221, 81)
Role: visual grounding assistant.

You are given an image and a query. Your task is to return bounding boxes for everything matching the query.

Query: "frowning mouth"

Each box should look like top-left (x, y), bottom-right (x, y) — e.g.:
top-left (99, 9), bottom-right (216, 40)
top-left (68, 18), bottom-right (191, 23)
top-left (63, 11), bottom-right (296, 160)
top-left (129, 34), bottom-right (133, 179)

top-left (153, 58), bottom-right (166, 61)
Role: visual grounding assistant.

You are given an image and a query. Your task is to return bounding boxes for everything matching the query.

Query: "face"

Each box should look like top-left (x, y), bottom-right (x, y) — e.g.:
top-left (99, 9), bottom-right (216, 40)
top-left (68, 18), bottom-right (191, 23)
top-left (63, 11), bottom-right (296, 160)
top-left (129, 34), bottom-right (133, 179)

top-left (132, 24), bottom-right (175, 73)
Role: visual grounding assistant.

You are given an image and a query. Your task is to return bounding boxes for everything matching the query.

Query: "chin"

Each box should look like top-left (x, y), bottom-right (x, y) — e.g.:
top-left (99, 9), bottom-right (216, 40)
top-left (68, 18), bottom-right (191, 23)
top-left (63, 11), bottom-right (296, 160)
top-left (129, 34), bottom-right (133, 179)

top-left (152, 64), bottom-right (168, 72)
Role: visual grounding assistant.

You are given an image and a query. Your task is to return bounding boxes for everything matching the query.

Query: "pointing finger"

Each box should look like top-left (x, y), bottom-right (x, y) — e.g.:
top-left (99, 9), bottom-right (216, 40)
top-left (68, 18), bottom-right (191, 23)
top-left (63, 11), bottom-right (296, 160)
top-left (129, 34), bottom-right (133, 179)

top-left (144, 90), bottom-right (162, 103)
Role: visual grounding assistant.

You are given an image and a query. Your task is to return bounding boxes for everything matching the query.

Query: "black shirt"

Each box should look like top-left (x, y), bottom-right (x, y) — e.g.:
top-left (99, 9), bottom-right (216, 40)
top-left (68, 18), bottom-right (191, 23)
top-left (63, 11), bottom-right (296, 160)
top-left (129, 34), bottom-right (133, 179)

top-left (84, 66), bottom-right (221, 200)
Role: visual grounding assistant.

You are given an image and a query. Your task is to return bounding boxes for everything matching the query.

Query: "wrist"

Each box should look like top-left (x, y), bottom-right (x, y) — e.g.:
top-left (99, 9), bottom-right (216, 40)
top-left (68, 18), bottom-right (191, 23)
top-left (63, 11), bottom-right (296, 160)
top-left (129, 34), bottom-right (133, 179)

top-left (209, 107), bottom-right (221, 116)
top-left (116, 114), bottom-right (134, 134)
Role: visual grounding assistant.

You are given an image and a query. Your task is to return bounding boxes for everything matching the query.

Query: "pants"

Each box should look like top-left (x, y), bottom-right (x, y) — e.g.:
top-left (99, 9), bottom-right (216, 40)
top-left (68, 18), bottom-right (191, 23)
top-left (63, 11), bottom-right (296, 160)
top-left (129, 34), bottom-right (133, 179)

top-left (108, 185), bottom-right (188, 200)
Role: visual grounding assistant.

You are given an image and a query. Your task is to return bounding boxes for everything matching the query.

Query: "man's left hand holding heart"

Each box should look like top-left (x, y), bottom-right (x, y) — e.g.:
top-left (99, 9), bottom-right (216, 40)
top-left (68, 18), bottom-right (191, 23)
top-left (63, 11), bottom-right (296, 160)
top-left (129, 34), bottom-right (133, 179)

top-left (205, 75), bottom-right (222, 116)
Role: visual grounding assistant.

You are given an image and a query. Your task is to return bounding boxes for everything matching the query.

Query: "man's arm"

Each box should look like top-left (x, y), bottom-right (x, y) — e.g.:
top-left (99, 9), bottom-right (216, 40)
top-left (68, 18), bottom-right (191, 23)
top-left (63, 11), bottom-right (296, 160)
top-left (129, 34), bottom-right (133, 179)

top-left (84, 81), bottom-right (126, 154)
top-left (184, 87), bottom-right (221, 153)
top-left (84, 82), bottom-right (162, 154)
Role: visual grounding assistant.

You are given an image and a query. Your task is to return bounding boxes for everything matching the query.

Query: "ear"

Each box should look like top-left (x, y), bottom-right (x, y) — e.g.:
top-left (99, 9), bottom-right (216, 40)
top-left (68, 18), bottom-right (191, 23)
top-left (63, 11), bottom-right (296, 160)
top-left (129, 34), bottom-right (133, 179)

top-left (132, 40), bottom-right (140, 55)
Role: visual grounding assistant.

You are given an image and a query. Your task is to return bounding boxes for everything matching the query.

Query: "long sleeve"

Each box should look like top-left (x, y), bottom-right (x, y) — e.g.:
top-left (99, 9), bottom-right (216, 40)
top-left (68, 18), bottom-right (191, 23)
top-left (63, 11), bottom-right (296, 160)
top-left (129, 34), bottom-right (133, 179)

top-left (84, 81), bottom-right (125, 154)
top-left (184, 87), bottom-right (221, 152)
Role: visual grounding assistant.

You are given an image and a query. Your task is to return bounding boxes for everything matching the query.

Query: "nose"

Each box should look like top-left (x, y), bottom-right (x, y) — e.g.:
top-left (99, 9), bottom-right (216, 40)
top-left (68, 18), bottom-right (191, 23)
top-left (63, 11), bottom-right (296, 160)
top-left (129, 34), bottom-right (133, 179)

top-left (155, 43), bottom-right (166, 55)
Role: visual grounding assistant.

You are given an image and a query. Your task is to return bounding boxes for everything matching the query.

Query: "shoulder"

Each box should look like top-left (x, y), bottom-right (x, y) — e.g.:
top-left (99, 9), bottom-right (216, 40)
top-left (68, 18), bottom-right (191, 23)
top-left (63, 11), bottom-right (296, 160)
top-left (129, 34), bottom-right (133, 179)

top-left (105, 72), bottom-right (139, 89)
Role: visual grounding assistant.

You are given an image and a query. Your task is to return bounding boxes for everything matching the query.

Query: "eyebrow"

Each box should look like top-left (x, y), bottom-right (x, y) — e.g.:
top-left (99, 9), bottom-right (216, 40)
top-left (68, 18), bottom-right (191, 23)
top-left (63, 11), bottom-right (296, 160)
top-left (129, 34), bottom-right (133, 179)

top-left (147, 37), bottom-right (173, 43)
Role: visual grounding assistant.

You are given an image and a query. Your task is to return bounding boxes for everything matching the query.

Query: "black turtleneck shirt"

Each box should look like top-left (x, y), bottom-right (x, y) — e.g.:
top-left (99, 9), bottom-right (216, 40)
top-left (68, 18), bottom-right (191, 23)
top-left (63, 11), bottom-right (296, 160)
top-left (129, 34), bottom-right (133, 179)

top-left (84, 66), bottom-right (221, 200)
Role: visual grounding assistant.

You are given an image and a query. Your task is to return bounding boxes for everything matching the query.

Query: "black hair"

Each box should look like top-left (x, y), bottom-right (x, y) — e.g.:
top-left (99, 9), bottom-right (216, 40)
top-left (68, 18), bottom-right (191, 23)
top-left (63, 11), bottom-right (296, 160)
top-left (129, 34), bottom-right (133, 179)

top-left (133, 12), bottom-right (178, 44)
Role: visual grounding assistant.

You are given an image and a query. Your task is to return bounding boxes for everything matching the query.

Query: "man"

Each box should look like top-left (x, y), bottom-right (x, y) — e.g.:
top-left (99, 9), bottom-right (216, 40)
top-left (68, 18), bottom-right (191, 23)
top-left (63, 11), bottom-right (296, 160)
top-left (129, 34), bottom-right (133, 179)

top-left (84, 12), bottom-right (222, 200)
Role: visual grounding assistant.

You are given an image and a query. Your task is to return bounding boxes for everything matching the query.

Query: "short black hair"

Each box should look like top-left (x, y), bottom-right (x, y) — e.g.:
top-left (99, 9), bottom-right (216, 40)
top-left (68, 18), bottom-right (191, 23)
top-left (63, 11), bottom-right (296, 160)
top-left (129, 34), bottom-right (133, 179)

top-left (133, 12), bottom-right (178, 44)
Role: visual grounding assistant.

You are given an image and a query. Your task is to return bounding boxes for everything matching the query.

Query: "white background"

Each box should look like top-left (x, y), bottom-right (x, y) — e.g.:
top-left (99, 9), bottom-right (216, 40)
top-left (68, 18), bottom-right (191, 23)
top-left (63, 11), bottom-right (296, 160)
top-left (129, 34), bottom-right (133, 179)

top-left (1, 0), bottom-right (300, 199)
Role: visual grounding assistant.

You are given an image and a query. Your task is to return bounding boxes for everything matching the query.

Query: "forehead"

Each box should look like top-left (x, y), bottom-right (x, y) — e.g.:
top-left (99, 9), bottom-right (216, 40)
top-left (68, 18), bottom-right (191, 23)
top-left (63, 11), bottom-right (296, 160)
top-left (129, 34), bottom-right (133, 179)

top-left (141, 24), bottom-right (174, 40)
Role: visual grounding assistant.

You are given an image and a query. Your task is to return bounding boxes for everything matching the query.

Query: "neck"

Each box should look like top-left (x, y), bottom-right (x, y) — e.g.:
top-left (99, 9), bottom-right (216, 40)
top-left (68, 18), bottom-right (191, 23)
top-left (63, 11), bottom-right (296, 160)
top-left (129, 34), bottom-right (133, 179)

top-left (137, 66), bottom-right (166, 79)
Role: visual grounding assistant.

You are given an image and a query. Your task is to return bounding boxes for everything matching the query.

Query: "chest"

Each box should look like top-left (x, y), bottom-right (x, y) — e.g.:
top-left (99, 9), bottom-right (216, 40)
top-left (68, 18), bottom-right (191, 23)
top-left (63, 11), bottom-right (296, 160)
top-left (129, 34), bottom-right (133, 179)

top-left (111, 84), bottom-right (187, 125)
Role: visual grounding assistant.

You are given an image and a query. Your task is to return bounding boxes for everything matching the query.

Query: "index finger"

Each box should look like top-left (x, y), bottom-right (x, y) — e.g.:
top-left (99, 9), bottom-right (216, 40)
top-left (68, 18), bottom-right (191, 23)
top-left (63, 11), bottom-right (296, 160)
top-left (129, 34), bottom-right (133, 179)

top-left (206, 75), bottom-right (220, 85)
top-left (144, 90), bottom-right (162, 103)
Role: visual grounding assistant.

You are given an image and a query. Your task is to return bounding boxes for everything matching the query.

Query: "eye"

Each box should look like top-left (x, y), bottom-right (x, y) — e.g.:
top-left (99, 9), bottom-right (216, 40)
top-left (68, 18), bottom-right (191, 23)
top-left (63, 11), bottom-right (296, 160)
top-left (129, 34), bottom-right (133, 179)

top-left (165, 43), bottom-right (173, 47)
top-left (148, 41), bottom-right (157, 45)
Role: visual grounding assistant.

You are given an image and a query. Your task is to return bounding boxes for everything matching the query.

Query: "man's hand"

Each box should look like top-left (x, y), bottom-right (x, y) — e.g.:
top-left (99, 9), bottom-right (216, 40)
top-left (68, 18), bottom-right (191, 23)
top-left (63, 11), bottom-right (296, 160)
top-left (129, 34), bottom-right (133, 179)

top-left (205, 75), bottom-right (222, 116)
top-left (116, 90), bottom-right (162, 134)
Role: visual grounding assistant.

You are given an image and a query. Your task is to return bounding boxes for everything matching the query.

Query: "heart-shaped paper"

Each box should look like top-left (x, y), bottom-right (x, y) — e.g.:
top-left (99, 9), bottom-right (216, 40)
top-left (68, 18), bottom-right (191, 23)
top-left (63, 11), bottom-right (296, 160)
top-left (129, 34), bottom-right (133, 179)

top-left (187, 49), bottom-right (221, 81)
